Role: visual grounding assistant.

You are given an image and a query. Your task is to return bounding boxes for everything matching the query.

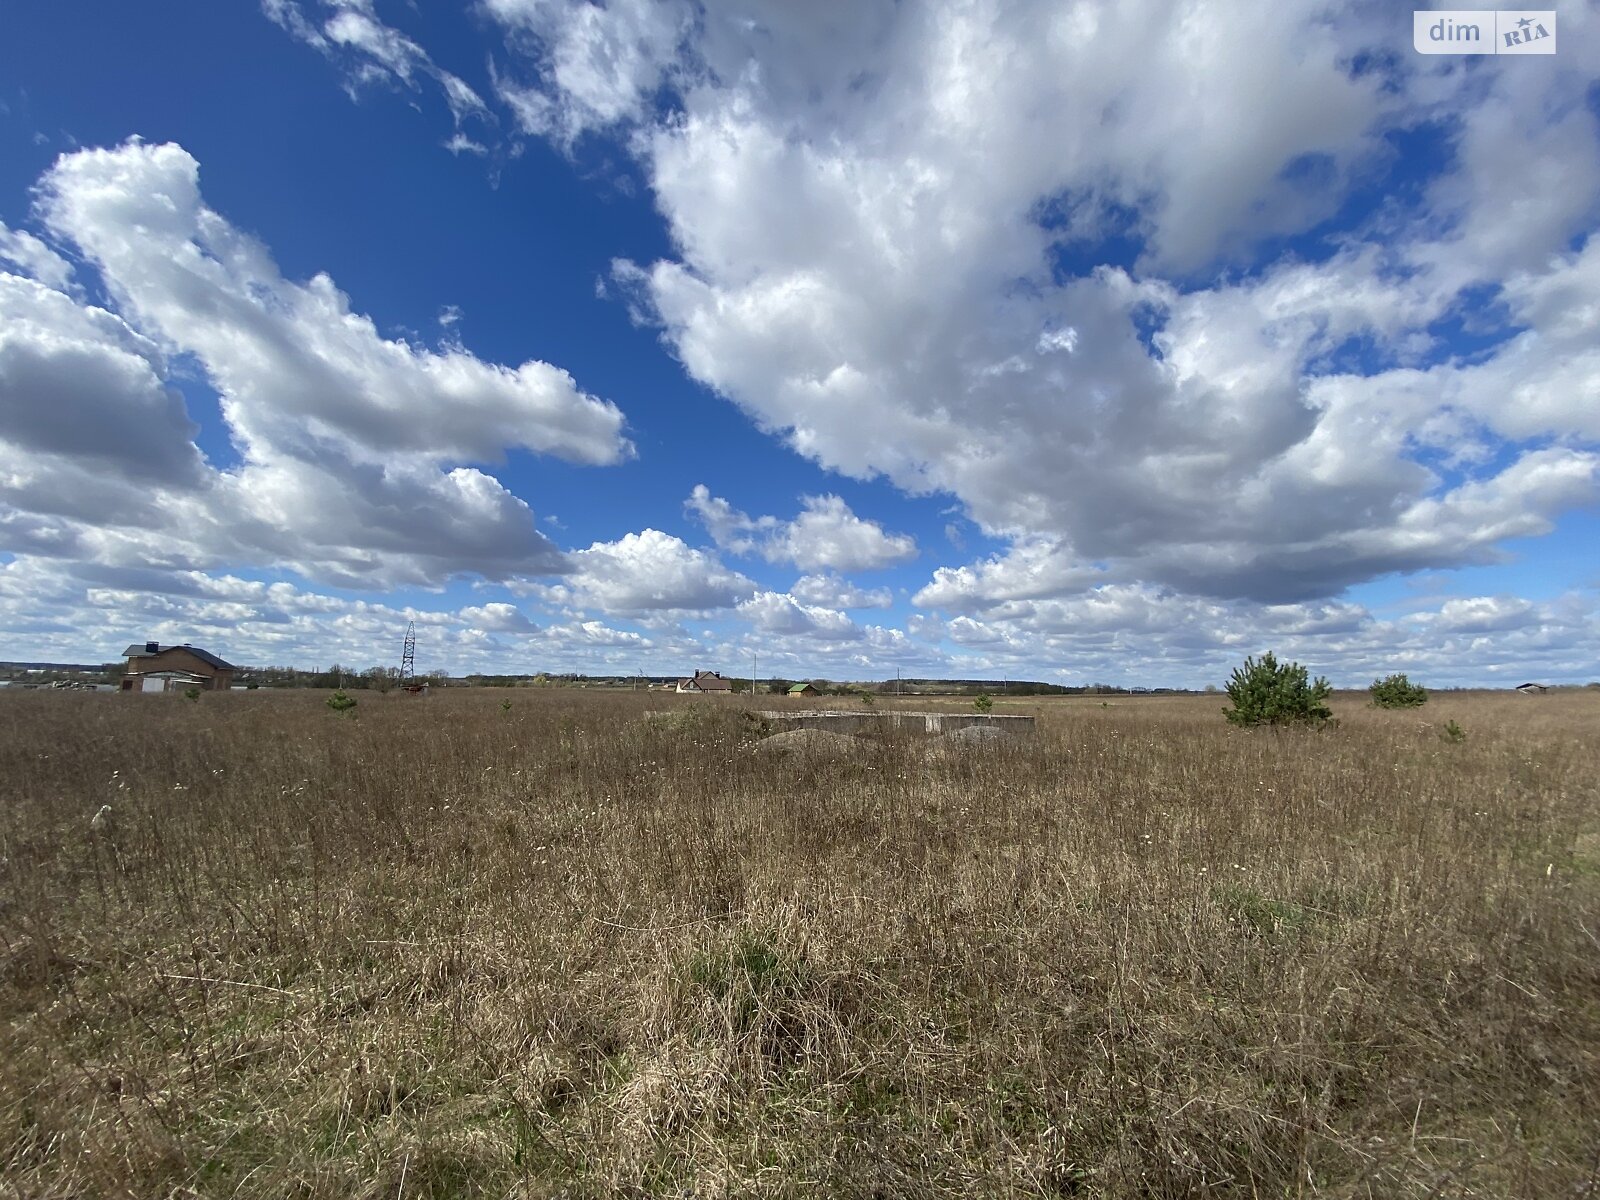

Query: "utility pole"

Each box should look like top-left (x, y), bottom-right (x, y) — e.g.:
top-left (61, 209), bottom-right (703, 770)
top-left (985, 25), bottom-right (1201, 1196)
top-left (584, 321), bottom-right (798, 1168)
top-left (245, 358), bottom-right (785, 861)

top-left (751, 652), bottom-right (757, 698)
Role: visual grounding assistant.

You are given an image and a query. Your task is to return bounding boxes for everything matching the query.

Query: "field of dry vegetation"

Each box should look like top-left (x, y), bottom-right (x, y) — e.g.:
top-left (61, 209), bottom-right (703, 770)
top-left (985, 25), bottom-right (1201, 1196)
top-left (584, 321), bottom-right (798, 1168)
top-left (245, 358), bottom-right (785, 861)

top-left (2, 687), bottom-right (1597, 1198)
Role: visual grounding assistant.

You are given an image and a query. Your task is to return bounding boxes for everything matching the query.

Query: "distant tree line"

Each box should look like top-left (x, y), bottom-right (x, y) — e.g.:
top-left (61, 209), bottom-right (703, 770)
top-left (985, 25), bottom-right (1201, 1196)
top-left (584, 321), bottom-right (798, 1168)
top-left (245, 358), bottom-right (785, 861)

top-left (239, 664), bottom-right (449, 690)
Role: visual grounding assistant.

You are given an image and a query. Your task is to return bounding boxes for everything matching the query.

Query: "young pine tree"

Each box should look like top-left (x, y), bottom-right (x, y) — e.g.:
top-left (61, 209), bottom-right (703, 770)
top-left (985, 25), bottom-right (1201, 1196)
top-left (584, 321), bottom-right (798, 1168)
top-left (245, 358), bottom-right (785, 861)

top-left (1370, 673), bottom-right (1428, 709)
top-left (1222, 652), bottom-right (1332, 726)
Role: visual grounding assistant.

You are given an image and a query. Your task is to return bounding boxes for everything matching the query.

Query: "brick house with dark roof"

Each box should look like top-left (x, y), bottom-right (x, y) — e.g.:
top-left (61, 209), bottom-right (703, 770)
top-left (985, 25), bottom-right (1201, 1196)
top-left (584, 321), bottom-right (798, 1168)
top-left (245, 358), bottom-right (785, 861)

top-left (121, 642), bottom-right (237, 692)
top-left (676, 670), bottom-right (734, 694)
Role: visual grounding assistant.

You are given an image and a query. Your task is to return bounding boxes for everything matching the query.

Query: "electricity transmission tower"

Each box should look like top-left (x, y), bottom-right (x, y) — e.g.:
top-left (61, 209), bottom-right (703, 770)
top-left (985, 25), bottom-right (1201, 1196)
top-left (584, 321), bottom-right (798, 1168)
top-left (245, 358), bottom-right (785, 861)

top-left (400, 621), bottom-right (416, 683)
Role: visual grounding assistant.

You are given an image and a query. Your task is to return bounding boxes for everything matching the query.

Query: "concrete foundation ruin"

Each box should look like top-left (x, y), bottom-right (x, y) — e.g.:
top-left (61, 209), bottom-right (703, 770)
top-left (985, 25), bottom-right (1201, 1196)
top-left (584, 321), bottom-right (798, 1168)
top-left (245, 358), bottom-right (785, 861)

top-left (756, 710), bottom-right (1035, 736)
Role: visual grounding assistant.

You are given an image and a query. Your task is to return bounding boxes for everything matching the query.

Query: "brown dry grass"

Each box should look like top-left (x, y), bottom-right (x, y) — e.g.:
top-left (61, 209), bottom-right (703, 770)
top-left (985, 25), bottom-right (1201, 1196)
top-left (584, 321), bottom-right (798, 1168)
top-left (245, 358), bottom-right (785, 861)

top-left (1, 687), bottom-right (1597, 1198)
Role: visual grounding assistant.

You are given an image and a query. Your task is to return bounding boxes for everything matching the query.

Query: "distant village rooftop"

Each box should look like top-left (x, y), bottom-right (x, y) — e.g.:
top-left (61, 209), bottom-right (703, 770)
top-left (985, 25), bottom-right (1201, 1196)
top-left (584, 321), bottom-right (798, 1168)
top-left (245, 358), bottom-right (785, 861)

top-left (121, 641), bottom-right (238, 693)
top-left (123, 642), bottom-right (236, 670)
top-left (677, 670), bottom-right (733, 694)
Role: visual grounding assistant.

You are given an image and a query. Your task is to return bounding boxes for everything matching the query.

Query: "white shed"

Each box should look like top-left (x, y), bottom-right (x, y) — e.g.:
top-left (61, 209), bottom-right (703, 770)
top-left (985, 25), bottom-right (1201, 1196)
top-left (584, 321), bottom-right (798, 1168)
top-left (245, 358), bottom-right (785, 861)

top-left (138, 670), bottom-right (210, 694)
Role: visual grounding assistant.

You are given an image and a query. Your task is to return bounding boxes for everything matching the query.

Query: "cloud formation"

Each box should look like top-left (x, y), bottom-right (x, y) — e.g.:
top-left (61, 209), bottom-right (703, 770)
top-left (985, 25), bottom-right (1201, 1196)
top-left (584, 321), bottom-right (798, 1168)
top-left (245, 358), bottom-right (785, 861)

top-left (2, 544), bottom-right (1597, 686)
top-left (685, 485), bottom-right (917, 572)
top-left (0, 220), bottom-right (74, 292)
top-left (474, 0), bottom-right (1600, 603)
top-left (790, 573), bottom-right (893, 610)
top-left (736, 590), bottom-right (859, 640)
top-left (526, 529), bottom-right (756, 615)
top-left (264, 0), bottom-right (494, 139)
top-left (2, 139), bottom-right (631, 587)
top-left (32, 2), bottom-right (1600, 685)
top-left (484, 0), bottom-right (692, 145)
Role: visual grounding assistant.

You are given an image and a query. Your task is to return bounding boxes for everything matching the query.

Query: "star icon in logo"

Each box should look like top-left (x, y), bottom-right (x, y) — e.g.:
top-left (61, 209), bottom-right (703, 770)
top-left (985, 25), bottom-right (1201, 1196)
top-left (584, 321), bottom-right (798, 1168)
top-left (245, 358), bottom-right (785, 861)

top-left (1516, 16), bottom-right (1533, 30)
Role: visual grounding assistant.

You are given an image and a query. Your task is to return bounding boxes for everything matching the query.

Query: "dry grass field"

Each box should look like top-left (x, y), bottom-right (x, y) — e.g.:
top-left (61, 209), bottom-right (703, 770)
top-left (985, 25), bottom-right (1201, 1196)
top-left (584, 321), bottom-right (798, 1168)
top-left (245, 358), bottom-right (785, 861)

top-left (2, 687), bottom-right (1597, 1198)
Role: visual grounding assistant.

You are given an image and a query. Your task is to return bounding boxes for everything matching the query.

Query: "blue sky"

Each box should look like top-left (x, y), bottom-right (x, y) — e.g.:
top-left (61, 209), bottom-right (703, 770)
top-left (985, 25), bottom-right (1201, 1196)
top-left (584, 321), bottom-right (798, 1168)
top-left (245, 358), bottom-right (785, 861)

top-left (0, 1), bottom-right (1595, 686)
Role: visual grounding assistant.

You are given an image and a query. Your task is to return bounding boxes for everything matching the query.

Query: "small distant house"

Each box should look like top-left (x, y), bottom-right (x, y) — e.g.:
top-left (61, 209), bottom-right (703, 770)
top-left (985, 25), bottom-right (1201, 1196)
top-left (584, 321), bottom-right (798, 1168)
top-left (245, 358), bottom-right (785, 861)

top-left (1514, 682), bottom-right (1549, 694)
top-left (677, 670), bottom-right (733, 694)
top-left (121, 641), bottom-right (237, 693)
top-left (787, 682), bottom-right (819, 696)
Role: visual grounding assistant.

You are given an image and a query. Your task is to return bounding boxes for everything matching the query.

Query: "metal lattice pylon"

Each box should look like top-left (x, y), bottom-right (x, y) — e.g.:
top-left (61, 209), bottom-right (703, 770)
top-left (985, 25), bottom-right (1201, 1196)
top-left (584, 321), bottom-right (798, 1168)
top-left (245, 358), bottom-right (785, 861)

top-left (400, 621), bottom-right (416, 682)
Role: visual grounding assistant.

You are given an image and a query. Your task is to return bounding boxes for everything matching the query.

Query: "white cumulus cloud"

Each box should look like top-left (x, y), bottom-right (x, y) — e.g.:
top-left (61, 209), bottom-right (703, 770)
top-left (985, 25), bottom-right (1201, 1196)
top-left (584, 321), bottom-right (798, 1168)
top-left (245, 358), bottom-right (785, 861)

top-left (735, 590), bottom-right (860, 640)
top-left (685, 485), bottom-right (916, 572)
top-left (527, 529), bottom-right (756, 615)
top-left (544, 1), bottom-right (1600, 603)
top-left (0, 221), bottom-right (74, 292)
top-left (0, 139), bottom-right (632, 588)
top-left (790, 573), bottom-right (893, 610)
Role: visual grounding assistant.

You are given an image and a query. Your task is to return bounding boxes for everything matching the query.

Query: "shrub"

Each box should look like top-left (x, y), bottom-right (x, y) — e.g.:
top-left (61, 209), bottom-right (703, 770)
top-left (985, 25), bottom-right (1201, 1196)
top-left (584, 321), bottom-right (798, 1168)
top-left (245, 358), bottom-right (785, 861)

top-left (1442, 719), bottom-right (1466, 744)
top-left (1371, 673), bottom-right (1427, 709)
top-left (326, 689), bottom-right (358, 714)
top-left (974, 693), bottom-right (994, 715)
top-left (1222, 652), bottom-right (1332, 726)
top-left (183, 687), bottom-right (201, 703)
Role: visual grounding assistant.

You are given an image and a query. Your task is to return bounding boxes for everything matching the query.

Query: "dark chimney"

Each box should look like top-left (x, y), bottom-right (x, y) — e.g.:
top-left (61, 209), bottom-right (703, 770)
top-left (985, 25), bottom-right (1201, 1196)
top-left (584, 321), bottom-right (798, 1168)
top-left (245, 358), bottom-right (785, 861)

top-left (145, 641), bottom-right (159, 654)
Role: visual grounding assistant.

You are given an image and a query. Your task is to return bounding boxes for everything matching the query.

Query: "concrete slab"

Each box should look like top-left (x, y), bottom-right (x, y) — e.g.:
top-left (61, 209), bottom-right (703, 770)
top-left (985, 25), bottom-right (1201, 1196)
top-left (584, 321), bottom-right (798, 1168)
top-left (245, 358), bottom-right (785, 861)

top-left (755, 710), bottom-right (1034, 735)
